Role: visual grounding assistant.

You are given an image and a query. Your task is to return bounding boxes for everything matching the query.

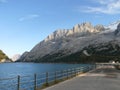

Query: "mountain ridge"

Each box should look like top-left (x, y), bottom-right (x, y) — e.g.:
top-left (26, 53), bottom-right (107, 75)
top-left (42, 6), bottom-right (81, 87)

top-left (44, 22), bottom-right (105, 42)
top-left (17, 21), bottom-right (120, 63)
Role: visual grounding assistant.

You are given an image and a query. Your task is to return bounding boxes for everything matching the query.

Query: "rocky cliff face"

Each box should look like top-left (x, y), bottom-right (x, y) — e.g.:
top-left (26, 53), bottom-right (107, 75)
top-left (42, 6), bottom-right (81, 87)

top-left (114, 23), bottom-right (120, 35)
top-left (44, 22), bottom-right (104, 42)
top-left (18, 21), bottom-right (120, 63)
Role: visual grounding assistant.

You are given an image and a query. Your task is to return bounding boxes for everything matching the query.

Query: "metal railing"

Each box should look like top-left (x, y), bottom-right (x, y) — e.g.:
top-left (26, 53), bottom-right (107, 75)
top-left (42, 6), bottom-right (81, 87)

top-left (95, 63), bottom-right (120, 68)
top-left (0, 65), bottom-right (95, 90)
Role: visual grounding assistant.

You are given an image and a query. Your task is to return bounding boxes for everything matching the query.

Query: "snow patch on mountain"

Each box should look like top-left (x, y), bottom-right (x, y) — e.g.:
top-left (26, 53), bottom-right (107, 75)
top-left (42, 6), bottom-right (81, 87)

top-left (105, 20), bottom-right (120, 30)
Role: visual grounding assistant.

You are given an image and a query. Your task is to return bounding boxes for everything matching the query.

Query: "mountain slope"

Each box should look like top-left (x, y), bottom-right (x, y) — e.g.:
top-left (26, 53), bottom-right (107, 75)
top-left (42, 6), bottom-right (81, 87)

top-left (0, 50), bottom-right (10, 62)
top-left (18, 22), bottom-right (120, 63)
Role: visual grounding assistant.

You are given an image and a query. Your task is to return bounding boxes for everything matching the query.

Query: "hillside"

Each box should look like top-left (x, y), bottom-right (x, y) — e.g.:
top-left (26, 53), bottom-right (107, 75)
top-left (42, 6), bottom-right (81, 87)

top-left (0, 50), bottom-right (11, 63)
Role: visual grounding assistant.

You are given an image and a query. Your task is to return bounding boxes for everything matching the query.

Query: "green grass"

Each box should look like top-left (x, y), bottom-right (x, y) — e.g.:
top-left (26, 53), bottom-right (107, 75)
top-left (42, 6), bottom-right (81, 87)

top-left (37, 78), bottom-right (67, 90)
top-left (37, 72), bottom-right (84, 90)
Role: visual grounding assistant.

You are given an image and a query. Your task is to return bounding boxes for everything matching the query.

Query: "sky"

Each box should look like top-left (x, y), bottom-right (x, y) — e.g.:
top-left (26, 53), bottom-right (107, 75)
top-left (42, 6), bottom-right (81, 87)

top-left (0, 0), bottom-right (120, 58)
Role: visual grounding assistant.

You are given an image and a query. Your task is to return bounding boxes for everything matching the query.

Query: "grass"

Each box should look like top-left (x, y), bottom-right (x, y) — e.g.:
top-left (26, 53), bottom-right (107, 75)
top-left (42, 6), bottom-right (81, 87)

top-left (37, 72), bottom-right (83, 90)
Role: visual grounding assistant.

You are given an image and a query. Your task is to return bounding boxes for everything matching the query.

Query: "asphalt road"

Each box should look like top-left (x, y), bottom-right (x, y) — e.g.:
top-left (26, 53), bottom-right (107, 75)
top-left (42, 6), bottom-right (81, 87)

top-left (43, 67), bottom-right (120, 90)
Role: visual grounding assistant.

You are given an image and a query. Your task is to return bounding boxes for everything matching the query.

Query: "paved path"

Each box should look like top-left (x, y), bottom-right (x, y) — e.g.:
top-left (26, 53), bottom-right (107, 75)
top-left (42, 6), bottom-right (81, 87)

top-left (43, 67), bottom-right (120, 90)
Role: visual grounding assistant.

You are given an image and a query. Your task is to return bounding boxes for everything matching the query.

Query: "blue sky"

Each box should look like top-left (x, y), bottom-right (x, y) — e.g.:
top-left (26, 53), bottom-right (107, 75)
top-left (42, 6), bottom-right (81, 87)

top-left (0, 0), bottom-right (120, 58)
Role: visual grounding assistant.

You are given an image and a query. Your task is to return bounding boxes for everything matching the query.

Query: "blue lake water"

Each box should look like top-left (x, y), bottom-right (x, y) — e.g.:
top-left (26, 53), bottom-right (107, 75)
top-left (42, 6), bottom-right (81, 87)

top-left (0, 63), bottom-right (92, 90)
top-left (0, 63), bottom-right (89, 78)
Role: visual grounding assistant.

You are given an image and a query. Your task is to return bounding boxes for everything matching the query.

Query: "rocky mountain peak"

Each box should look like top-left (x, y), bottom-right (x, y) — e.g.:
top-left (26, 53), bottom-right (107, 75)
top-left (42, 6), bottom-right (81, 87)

top-left (44, 29), bottom-right (68, 42)
top-left (73, 22), bottom-right (95, 33)
top-left (44, 22), bottom-right (103, 42)
top-left (94, 24), bottom-right (105, 31)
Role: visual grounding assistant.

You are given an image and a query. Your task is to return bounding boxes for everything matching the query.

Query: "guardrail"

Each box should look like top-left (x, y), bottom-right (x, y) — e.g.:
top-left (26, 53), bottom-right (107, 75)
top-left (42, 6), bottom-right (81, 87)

top-left (95, 63), bottom-right (120, 68)
top-left (0, 65), bottom-right (95, 90)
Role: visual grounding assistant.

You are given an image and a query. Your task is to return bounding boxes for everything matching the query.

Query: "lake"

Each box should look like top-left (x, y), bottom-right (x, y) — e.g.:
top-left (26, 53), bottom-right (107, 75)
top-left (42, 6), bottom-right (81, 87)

top-left (0, 63), bottom-right (92, 90)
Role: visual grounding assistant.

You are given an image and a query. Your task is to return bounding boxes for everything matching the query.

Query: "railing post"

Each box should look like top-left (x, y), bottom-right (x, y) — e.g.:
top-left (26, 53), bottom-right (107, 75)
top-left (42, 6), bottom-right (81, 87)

top-left (34, 74), bottom-right (37, 90)
top-left (71, 69), bottom-right (73, 77)
top-left (67, 69), bottom-right (69, 79)
top-left (70, 69), bottom-right (72, 78)
top-left (73, 68), bottom-right (75, 77)
top-left (80, 67), bottom-right (82, 73)
top-left (78, 68), bottom-right (80, 75)
top-left (17, 75), bottom-right (20, 90)
top-left (79, 67), bottom-right (81, 74)
top-left (75, 68), bottom-right (77, 76)
top-left (62, 70), bottom-right (64, 79)
top-left (71, 68), bottom-right (73, 78)
top-left (46, 72), bottom-right (49, 86)
top-left (61, 70), bottom-right (63, 79)
top-left (76, 68), bottom-right (78, 76)
top-left (54, 71), bottom-right (57, 83)
top-left (72, 68), bottom-right (74, 77)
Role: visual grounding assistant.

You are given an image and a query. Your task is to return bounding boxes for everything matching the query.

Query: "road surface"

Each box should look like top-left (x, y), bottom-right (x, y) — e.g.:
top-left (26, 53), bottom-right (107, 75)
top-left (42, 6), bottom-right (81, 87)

top-left (43, 67), bottom-right (120, 90)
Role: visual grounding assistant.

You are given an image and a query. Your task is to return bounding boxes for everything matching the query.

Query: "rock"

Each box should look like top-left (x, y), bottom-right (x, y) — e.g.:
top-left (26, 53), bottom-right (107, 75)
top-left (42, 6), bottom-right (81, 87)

top-left (94, 24), bottom-right (105, 31)
top-left (18, 21), bottom-right (120, 62)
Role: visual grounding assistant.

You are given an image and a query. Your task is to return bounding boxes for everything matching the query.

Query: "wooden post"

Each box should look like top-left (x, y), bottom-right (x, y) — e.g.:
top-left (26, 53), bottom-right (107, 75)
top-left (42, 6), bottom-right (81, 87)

top-left (61, 71), bottom-right (63, 79)
top-left (81, 67), bottom-right (83, 73)
top-left (72, 68), bottom-right (74, 77)
top-left (75, 68), bottom-right (77, 76)
top-left (71, 69), bottom-right (73, 78)
top-left (76, 68), bottom-right (78, 76)
top-left (67, 69), bottom-right (69, 79)
top-left (34, 74), bottom-right (37, 90)
top-left (70, 69), bottom-right (72, 78)
top-left (78, 68), bottom-right (79, 75)
top-left (46, 72), bottom-right (48, 86)
top-left (54, 71), bottom-right (57, 83)
top-left (71, 69), bottom-right (72, 77)
top-left (17, 75), bottom-right (20, 90)
top-left (74, 68), bottom-right (76, 76)
top-left (62, 70), bottom-right (64, 79)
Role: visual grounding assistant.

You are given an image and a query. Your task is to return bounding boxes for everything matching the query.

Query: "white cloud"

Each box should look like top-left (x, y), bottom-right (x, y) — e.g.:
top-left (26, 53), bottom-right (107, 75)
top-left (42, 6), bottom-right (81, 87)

top-left (0, 0), bottom-right (7, 3)
top-left (19, 14), bottom-right (39, 21)
top-left (95, 0), bottom-right (115, 5)
top-left (82, 0), bottom-right (120, 14)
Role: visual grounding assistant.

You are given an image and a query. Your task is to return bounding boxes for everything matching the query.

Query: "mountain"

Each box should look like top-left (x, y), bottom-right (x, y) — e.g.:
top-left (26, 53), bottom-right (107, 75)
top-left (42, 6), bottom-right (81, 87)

top-left (0, 50), bottom-right (11, 63)
top-left (11, 54), bottom-right (21, 61)
top-left (18, 21), bottom-right (120, 63)
top-left (105, 20), bottom-right (120, 30)
top-left (114, 23), bottom-right (120, 35)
